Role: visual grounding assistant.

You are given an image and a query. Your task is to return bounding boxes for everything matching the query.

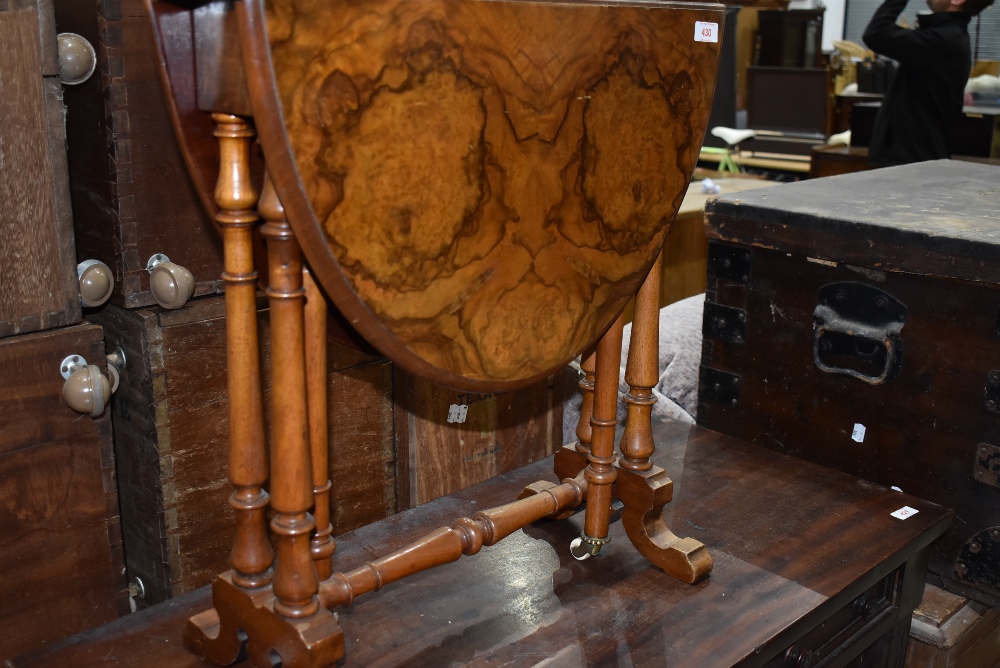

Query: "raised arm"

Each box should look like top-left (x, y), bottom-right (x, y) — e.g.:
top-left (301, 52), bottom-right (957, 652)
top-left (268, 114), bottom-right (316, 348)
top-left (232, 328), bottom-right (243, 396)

top-left (863, 0), bottom-right (945, 64)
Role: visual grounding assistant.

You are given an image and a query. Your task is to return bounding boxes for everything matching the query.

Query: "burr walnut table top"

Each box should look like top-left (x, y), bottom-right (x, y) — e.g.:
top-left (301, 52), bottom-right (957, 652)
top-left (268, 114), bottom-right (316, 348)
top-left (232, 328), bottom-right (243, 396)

top-left (176, 0), bottom-right (725, 391)
top-left (13, 422), bottom-right (949, 667)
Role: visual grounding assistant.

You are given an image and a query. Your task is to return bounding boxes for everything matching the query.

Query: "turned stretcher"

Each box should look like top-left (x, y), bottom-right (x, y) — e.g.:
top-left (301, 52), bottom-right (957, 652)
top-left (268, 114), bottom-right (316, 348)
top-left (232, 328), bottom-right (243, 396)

top-left (146, 0), bottom-right (724, 664)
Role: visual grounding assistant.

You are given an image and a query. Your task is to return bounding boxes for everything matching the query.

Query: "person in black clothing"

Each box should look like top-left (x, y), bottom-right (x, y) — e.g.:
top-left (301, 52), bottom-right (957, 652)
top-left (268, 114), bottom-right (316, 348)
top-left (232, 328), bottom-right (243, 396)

top-left (862, 0), bottom-right (994, 167)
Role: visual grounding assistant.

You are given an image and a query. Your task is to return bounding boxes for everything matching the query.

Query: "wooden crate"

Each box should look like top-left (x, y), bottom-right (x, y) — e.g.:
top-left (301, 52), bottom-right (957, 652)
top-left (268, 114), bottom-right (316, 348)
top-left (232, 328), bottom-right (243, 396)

top-left (0, 323), bottom-right (127, 660)
top-left (906, 584), bottom-right (1000, 667)
top-left (700, 160), bottom-right (1000, 607)
top-left (0, 0), bottom-right (81, 337)
top-left (54, 0), bottom-right (223, 308)
top-left (395, 369), bottom-right (564, 506)
top-left (89, 296), bottom-right (397, 605)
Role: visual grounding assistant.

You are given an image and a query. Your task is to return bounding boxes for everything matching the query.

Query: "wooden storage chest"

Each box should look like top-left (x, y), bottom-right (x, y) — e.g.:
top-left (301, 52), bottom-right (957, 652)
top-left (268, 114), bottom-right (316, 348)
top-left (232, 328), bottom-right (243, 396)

top-left (700, 159), bottom-right (1000, 606)
top-left (0, 323), bottom-right (127, 659)
top-left (905, 584), bottom-right (1000, 667)
top-left (89, 296), bottom-right (397, 605)
top-left (54, 0), bottom-right (223, 308)
top-left (0, 0), bottom-right (81, 337)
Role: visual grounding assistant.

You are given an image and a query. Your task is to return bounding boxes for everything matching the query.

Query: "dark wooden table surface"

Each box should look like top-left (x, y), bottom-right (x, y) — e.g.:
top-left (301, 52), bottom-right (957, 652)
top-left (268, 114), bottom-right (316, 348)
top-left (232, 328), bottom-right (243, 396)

top-left (12, 423), bottom-right (950, 667)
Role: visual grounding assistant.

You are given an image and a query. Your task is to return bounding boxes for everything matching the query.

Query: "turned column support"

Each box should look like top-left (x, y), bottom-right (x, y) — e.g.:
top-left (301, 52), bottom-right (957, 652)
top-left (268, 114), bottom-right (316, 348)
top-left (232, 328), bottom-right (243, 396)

top-left (619, 251), bottom-right (662, 472)
top-left (184, 157), bottom-right (343, 668)
top-left (614, 250), bottom-right (712, 583)
top-left (551, 255), bottom-right (713, 582)
top-left (554, 345), bottom-right (597, 484)
top-left (570, 313), bottom-right (624, 558)
top-left (303, 266), bottom-right (335, 580)
top-left (212, 113), bottom-right (273, 590)
top-left (259, 173), bottom-right (320, 619)
top-left (575, 346), bottom-right (597, 456)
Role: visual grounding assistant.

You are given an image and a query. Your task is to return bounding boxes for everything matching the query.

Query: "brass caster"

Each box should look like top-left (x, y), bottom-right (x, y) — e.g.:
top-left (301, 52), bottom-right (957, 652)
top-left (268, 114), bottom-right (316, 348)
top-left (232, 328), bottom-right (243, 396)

top-left (570, 534), bottom-right (610, 561)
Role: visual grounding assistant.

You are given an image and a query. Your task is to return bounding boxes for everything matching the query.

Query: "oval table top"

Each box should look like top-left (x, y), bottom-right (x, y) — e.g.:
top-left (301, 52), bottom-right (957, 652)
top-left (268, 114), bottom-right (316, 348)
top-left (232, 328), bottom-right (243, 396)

top-left (243, 0), bottom-right (724, 390)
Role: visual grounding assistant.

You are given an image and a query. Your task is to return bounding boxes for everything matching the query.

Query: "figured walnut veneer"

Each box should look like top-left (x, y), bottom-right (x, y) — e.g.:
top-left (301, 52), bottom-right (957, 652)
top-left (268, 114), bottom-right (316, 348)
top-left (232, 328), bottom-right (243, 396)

top-left (250, 0), bottom-right (722, 390)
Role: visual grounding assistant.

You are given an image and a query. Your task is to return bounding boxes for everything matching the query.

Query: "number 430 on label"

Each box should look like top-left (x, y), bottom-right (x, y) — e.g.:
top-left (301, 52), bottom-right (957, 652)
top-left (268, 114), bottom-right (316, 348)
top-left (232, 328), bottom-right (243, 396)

top-left (694, 22), bottom-right (719, 43)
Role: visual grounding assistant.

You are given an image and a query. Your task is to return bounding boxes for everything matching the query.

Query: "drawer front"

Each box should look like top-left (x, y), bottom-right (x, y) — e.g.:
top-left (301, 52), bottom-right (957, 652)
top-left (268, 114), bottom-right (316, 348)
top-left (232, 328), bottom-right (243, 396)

top-left (0, 0), bottom-right (81, 337)
top-left (56, 0), bottom-right (223, 308)
top-left (0, 324), bottom-right (127, 660)
top-left (768, 570), bottom-right (899, 668)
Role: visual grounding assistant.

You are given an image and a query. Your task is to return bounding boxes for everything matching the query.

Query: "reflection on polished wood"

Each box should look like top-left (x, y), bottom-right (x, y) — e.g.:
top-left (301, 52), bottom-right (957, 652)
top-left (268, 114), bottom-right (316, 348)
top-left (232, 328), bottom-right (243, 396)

top-left (256, 0), bottom-right (723, 389)
top-left (12, 423), bottom-right (952, 668)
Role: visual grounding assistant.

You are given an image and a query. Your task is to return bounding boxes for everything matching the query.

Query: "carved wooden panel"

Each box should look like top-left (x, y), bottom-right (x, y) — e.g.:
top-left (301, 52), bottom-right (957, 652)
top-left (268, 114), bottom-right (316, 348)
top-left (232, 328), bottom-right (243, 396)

top-left (248, 0), bottom-right (723, 390)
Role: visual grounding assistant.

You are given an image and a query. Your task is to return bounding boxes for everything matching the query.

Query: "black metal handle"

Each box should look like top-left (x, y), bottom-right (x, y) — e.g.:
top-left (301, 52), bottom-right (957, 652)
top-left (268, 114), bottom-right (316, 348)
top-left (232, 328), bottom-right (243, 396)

top-left (812, 282), bottom-right (906, 386)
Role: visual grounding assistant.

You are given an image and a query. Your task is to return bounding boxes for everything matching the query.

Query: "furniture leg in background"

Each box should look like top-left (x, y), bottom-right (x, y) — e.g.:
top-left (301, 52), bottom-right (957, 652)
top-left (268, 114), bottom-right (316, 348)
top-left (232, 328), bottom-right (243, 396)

top-left (556, 252), bottom-right (713, 583)
top-left (304, 267), bottom-right (335, 580)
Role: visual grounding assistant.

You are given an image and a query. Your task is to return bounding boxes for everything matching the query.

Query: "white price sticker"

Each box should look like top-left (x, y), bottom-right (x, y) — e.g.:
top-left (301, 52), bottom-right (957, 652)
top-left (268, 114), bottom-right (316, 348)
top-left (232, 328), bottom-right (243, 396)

top-left (891, 506), bottom-right (919, 520)
top-left (447, 404), bottom-right (469, 424)
top-left (852, 423), bottom-right (866, 443)
top-left (694, 22), bottom-right (719, 43)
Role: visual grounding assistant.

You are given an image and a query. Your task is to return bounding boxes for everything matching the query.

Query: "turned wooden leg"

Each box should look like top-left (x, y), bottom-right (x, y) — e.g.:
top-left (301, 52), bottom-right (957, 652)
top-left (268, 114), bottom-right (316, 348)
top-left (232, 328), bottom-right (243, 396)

top-left (616, 251), bottom-right (712, 584)
top-left (303, 266), bottom-right (335, 580)
top-left (619, 253), bottom-right (660, 474)
top-left (259, 173), bottom-right (321, 619)
top-left (319, 473), bottom-right (588, 609)
top-left (183, 114), bottom-right (272, 666)
top-left (215, 115), bottom-right (273, 589)
top-left (570, 314), bottom-right (624, 559)
top-left (185, 125), bottom-right (342, 668)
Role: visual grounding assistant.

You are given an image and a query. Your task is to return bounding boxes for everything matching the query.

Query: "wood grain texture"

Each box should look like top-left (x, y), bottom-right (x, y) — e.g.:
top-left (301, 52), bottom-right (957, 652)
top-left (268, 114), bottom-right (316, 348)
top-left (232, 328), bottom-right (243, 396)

top-left (55, 0), bottom-right (224, 308)
top-left (704, 160), bottom-right (1000, 284)
top-left (146, 0), bottom-right (226, 218)
top-left (328, 360), bottom-right (396, 532)
top-left (10, 423), bottom-right (952, 668)
top-left (395, 367), bottom-right (563, 506)
top-left (90, 297), bottom-right (397, 604)
top-left (906, 600), bottom-right (1000, 668)
top-left (0, 1), bottom-right (80, 337)
top-left (655, 177), bottom-right (777, 309)
top-left (698, 241), bottom-right (1000, 606)
top-left (0, 324), bottom-right (127, 660)
top-left (244, 0), bottom-right (723, 390)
